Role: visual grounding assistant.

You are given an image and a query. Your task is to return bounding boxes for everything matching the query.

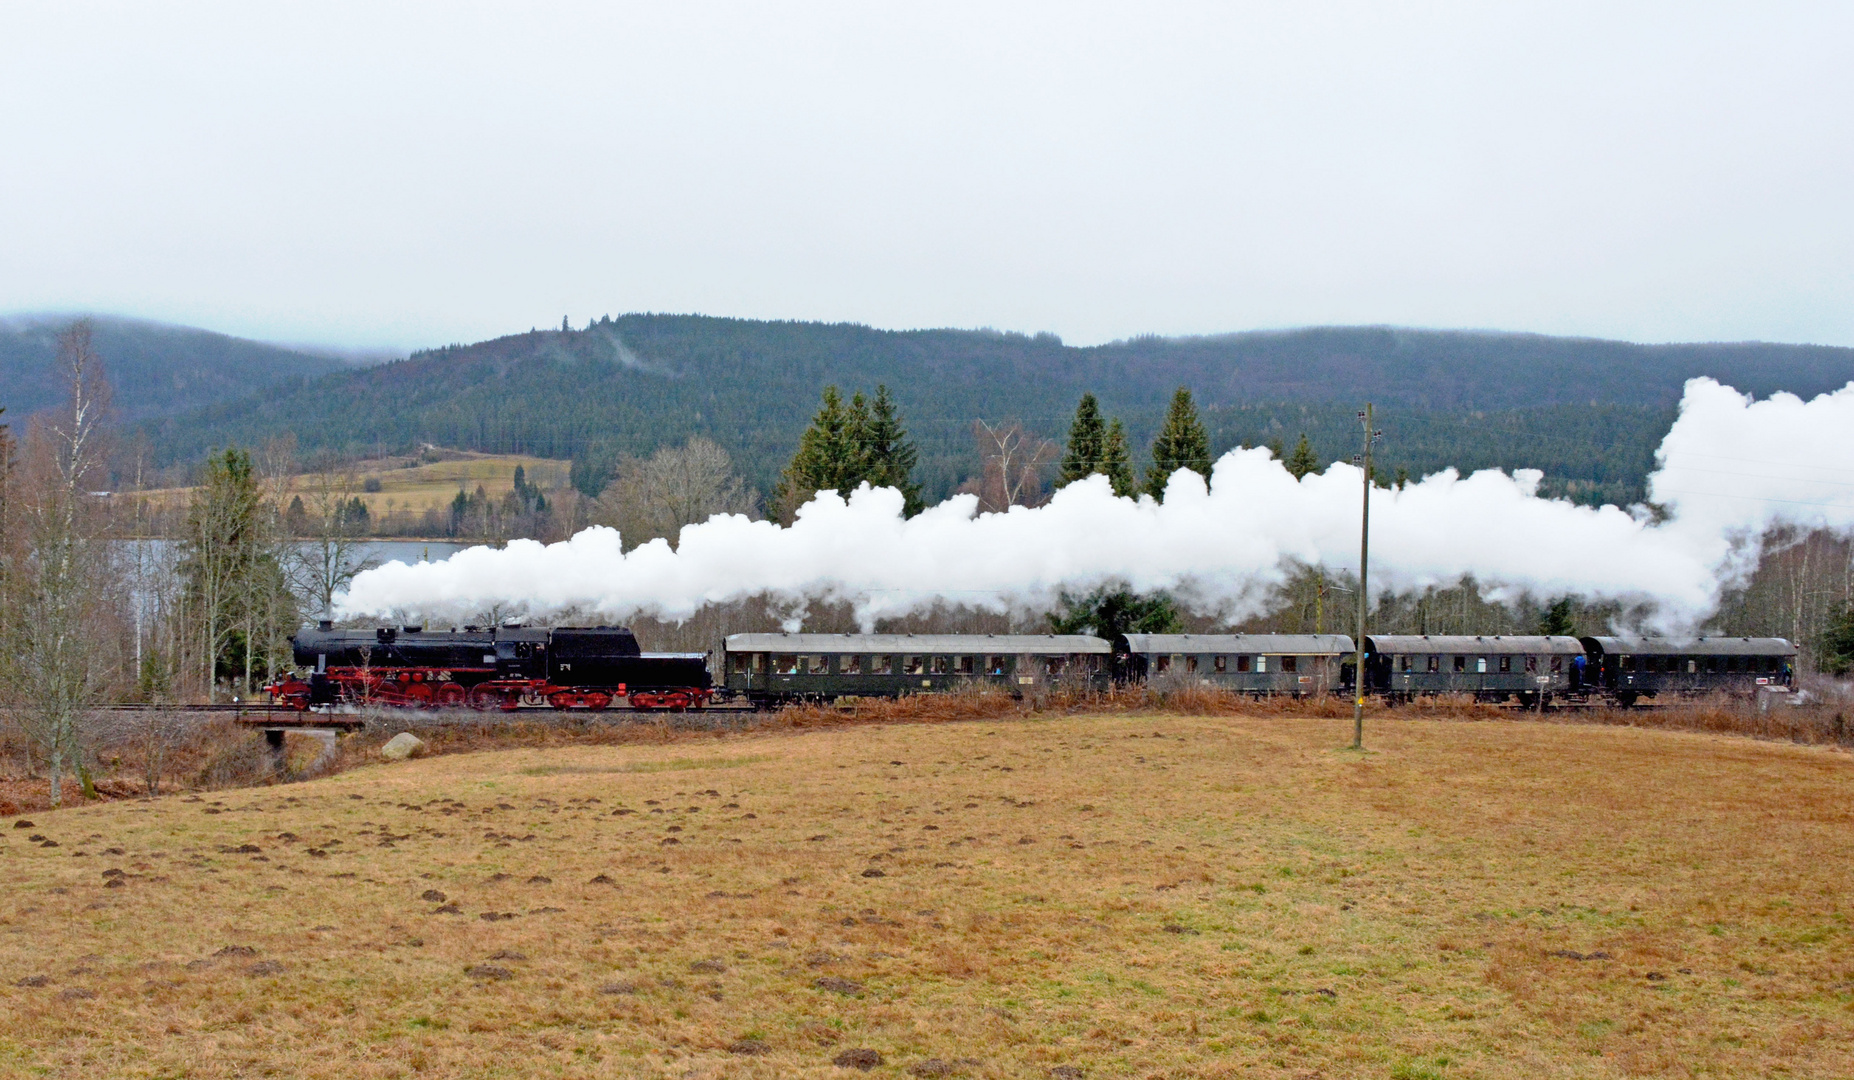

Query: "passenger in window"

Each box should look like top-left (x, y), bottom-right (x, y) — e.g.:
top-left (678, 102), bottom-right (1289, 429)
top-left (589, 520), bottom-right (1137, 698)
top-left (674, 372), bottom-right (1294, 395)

top-left (808, 655), bottom-right (830, 675)
top-left (1524, 655), bottom-right (1537, 673)
top-left (775, 654), bottom-right (799, 674)
top-left (1213, 656), bottom-right (1228, 673)
top-left (1156, 656), bottom-right (1172, 673)
top-left (987, 655), bottom-right (1006, 675)
top-left (1498, 656), bottom-right (1511, 673)
top-left (1185, 656), bottom-right (1198, 673)
top-left (1453, 656), bottom-right (1466, 673)
top-left (1427, 655), bottom-right (1440, 673)
top-left (904, 655), bottom-right (924, 675)
top-left (842, 655), bottom-right (863, 675)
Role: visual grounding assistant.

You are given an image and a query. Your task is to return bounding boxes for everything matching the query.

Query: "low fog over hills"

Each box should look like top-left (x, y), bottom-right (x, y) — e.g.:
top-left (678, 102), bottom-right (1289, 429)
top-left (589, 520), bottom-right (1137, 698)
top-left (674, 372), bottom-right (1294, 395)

top-left (0, 314), bottom-right (369, 422)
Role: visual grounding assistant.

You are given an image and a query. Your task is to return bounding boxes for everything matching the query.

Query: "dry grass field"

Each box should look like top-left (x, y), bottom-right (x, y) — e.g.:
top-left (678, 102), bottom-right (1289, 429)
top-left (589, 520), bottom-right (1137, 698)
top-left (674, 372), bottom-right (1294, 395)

top-left (1, 713), bottom-right (1850, 1079)
top-left (126, 450), bottom-right (571, 518)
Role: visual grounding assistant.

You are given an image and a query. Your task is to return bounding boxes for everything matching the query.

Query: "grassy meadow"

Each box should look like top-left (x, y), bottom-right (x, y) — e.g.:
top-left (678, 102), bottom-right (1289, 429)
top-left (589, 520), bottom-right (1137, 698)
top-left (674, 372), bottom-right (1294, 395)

top-left (127, 451), bottom-right (572, 519)
top-left (1, 713), bottom-right (1850, 1079)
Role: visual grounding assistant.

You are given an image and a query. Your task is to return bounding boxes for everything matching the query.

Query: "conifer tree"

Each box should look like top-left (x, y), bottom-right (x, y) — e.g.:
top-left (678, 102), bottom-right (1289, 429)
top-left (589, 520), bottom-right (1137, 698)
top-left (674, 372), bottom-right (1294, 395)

top-left (858, 385), bottom-right (921, 515)
top-left (1284, 433), bottom-right (1319, 479)
top-left (1058, 394), bottom-right (1108, 487)
top-left (1820, 603), bottom-right (1854, 676)
top-left (779, 386), bottom-right (860, 504)
top-left (1102, 419), bottom-right (1138, 497)
top-left (779, 385), bottom-right (920, 518)
top-left (1145, 387), bottom-right (1212, 499)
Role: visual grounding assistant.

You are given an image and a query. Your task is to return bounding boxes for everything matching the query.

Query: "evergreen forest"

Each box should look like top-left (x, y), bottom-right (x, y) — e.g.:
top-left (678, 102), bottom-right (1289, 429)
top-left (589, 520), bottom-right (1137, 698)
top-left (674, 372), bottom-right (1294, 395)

top-left (133, 315), bottom-right (1854, 507)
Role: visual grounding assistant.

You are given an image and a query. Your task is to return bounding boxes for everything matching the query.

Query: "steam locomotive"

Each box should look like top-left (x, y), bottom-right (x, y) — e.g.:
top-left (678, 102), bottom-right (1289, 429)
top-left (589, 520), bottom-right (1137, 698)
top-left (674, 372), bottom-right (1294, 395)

top-left (265, 621), bottom-right (712, 711)
top-left (266, 622), bottom-right (1795, 712)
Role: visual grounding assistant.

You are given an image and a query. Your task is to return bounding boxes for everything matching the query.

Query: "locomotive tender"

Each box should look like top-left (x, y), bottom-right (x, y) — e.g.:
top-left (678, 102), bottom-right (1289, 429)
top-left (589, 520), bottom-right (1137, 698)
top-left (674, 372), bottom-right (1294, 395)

top-left (266, 619), bottom-right (1796, 712)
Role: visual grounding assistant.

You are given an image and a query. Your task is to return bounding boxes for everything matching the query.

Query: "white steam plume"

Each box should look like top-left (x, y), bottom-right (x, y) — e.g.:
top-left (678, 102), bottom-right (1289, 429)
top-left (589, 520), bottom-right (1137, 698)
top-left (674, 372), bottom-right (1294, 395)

top-left (338, 378), bottom-right (1854, 630)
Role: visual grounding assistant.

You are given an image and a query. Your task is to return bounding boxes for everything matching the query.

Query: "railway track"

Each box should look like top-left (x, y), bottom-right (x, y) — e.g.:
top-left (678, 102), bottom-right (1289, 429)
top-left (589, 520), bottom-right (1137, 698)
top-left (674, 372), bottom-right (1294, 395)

top-left (95, 700), bottom-right (759, 716)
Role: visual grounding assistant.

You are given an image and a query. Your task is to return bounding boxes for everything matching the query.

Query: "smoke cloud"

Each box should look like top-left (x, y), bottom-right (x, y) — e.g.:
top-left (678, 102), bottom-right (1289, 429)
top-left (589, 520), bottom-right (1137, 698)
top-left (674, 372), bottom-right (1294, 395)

top-left (338, 378), bottom-right (1854, 631)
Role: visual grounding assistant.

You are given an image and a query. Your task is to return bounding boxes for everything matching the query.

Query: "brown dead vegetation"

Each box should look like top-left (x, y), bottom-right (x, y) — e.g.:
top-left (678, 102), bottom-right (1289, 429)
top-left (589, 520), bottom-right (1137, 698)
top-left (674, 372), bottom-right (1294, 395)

top-left (0, 712), bottom-right (1849, 1078)
top-left (2, 687), bottom-right (1849, 818)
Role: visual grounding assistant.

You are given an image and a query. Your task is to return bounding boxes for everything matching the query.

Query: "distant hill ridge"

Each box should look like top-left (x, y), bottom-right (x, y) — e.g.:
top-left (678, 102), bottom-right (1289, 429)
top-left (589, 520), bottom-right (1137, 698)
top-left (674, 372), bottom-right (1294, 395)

top-left (118, 314), bottom-right (1854, 504)
top-left (0, 313), bottom-right (360, 423)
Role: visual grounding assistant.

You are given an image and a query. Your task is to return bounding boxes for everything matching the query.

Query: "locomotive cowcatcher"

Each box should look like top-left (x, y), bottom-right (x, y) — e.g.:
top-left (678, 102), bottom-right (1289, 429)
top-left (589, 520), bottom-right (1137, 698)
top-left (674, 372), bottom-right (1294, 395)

top-left (265, 622), bottom-right (713, 712)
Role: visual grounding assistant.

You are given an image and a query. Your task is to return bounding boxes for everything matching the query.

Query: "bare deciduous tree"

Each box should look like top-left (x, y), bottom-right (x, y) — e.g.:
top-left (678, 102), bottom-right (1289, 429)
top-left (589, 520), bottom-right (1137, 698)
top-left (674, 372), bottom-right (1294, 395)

top-left (4, 321), bottom-right (118, 805)
top-left (593, 437), bottom-right (760, 549)
top-left (285, 460), bottom-right (380, 621)
top-left (959, 420), bottom-right (1059, 513)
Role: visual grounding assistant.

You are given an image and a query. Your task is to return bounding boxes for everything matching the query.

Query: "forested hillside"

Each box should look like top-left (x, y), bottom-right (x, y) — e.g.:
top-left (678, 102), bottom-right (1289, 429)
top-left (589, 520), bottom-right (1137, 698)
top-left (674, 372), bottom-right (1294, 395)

top-left (0, 314), bottom-right (358, 421)
top-left (139, 315), bottom-right (1854, 504)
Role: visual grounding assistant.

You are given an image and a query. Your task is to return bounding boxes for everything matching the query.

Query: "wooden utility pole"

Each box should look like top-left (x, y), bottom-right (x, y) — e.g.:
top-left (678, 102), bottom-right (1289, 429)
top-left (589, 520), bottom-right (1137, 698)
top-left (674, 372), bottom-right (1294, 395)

top-left (1352, 404), bottom-right (1380, 750)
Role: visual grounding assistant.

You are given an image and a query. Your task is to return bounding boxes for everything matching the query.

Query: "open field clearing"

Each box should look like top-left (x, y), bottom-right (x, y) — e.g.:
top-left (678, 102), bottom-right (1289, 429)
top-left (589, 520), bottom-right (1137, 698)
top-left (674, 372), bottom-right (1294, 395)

top-left (1, 714), bottom-right (1850, 1079)
top-left (125, 450), bottom-right (571, 517)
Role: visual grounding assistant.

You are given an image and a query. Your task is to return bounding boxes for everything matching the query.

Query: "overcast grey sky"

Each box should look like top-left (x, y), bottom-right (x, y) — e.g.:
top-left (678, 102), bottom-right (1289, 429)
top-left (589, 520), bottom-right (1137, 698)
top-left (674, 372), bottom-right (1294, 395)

top-left (1, 1), bottom-right (1849, 350)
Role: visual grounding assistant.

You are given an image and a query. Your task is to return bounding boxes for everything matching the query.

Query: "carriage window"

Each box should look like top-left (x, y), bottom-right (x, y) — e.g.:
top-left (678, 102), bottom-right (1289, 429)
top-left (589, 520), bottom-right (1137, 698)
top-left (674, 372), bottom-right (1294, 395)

top-left (1214, 655), bottom-right (1228, 673)
top-left (987, 655), bottom-right (1008, 675)
top-left (1767, 656), bottom-right (1780, 672)
top-left (1551, 656), bottom-right (1563, 673)
top-left (929, 655), bottom-right (951, 675)
top-left (1255, 655), bottom-right (1267, 673)
top-left (751, 653), bottom-right (766, 673)
top-left (1398, 655), bottom-right (1411, 672)
top-left (954, 655), bottom-right (975, 675)
top-left (1236, 655), bottom-right (1251, 672)
top-left (1498, 656), bottom-right (1511, 673)
top-left (730, 653), bottom-right (750, 673)
top-left (1476, 657), bottom-right (1488, 673)
top-left (808, 655), bottom-right (831, 675)
top-left (1706, 656), bottom-right (1720, 673)
top-left (773, 654), bottom-right (800, 674)
top-left (1725, 656), bottom-right (1740, 673)
top-left (1185, 655), bottom-right (1199, 673)
top-left (841, 655), bottom-right (863, 675)
top-left (1281, 656), bottom-right (1298, 673)
top-left (1156, 656), bottom-right (1172, 673)
top-left (872, 654), bottom-right (894, 674)
top-left (1427, 655), bottom-right (1440, 673)
top-left (1524, 655), bottom-right (1537, 673)
top-left (1453, 656), bottom-right (1466, 672)
top-left (1045, 657), bottom-right (1066, 676)
top-left (903, 655), bottom-right (924, 675)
